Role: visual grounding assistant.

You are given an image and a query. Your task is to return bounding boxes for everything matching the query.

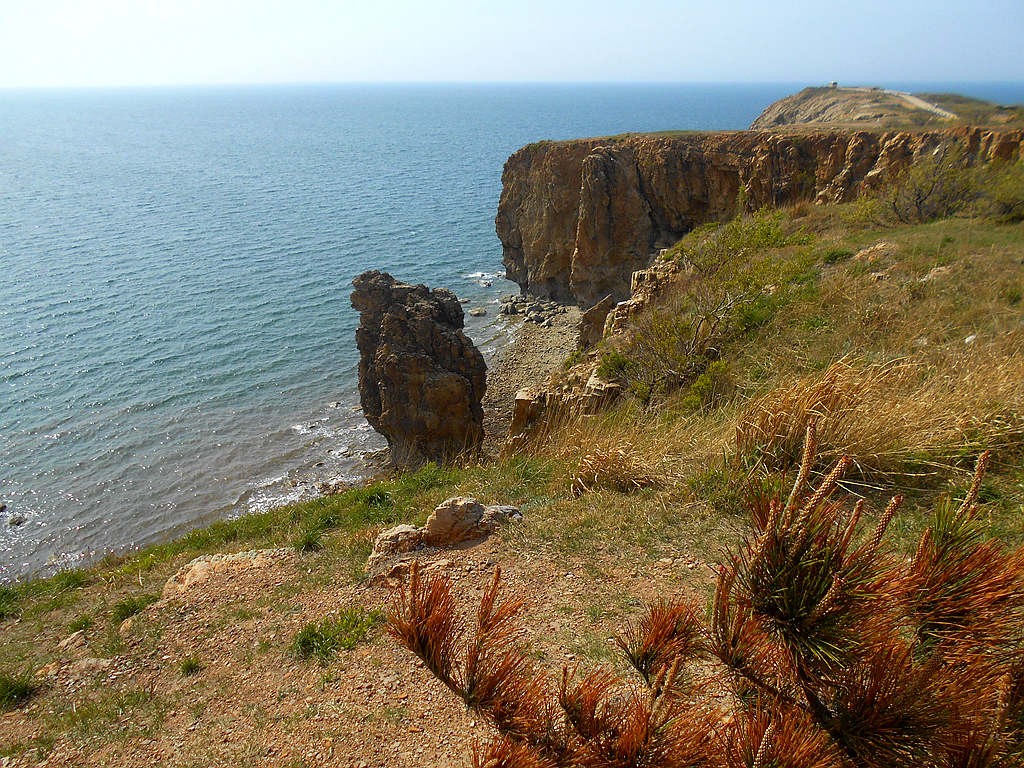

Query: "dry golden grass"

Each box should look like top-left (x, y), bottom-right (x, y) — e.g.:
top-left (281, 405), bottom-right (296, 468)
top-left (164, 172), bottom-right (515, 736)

top-left (736, 346), bottom-right (1024, 476)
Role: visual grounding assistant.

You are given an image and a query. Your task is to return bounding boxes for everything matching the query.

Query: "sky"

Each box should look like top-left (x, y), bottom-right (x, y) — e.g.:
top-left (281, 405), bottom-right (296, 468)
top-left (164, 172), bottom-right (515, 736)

top-left (0, 0), bottom-right (1021, 88)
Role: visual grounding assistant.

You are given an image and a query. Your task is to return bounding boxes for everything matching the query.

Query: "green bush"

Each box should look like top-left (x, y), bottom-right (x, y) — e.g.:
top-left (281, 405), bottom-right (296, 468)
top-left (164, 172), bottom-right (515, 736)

top-left (0, 586), bottom-right (18, 622)
top-left (292, 606), bottom-right (382, 665)
top-left (979, 159), bottom-right (1024, 222)
top-left (882, 145), bottom-right (979, 223)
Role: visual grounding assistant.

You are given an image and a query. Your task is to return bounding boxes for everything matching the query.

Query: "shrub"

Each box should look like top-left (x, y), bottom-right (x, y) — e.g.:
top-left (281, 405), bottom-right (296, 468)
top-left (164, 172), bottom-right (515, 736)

top-left (388, 423), bottom-right (1024, 767)
top-left (881, 145), bottom-right (980, 223)
top-left (978, 159), bottom-right (1024, 222)
top-left (111, 593), bottom-right (159, 623)
top-left (599, 209), bottom-right (815, 403)
top-left (0, 670), bottom-right (35, 711)
top-left (292, 606), bottom-right (382, 665)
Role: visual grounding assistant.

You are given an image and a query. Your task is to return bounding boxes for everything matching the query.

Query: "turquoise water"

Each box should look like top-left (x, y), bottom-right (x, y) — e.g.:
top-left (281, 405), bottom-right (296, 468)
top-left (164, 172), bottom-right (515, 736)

top-left (2, 82), bottom-right (1022, 580)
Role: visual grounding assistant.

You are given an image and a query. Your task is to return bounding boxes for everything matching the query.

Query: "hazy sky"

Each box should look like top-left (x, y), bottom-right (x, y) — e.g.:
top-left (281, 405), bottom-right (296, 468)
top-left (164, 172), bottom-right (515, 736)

top-left (1, 0), bottom-right (1021, 88)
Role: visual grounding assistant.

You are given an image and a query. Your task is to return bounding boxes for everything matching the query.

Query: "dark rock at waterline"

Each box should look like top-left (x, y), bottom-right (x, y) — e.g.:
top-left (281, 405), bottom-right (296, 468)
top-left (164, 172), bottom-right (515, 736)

top-left (351, 270), bottom-right (487, 468)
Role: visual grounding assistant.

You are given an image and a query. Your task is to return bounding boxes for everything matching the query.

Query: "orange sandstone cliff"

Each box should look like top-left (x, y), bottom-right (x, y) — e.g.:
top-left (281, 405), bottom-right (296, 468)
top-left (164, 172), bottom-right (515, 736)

top-left (495, 127), bottom-right (1023, 307)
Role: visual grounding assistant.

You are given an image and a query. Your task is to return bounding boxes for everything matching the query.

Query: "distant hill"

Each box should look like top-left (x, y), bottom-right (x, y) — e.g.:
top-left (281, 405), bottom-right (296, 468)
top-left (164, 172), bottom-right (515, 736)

top-left (752, 85), bottom-right (1024, 130)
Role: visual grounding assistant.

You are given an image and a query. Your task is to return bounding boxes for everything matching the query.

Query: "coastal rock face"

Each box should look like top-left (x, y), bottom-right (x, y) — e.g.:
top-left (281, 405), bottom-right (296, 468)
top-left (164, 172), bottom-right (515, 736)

top-left (351, 270), bottom-right (487, 466)
top-left (496, 128), bottom-right (1024, 306)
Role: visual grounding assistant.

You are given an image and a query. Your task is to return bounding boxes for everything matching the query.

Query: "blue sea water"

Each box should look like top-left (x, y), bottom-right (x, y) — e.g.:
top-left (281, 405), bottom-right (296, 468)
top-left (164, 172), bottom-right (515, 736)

top-left (2, 82), bottom-right (1023, 580)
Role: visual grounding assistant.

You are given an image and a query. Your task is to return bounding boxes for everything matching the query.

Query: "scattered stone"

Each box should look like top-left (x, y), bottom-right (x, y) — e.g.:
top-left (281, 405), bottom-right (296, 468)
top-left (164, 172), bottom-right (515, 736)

top-left (965, 334), bottom-right (978, 344)
top-left (365, 497), bottom-right (522, 574)
top-left (57, 630), bottom-right (87, 652)
top-left (468, 307), bottom-right (487, 317)
top-left (351, 270), bottom-right (487, 467)
top-left (7, 512), bottom-right (26, 528)
top-left (854, 242), bottom-right (898, 264)
top-left (67, 657), bottom-right (113, 680)
top-left (162, 548), bottom-right (294, 600)
top-left (500, 303), bottom-right (518, 315)
top-left (921, 265), bottom-right (953, 282)
top-left (118, 617), bottom-right (134, 636)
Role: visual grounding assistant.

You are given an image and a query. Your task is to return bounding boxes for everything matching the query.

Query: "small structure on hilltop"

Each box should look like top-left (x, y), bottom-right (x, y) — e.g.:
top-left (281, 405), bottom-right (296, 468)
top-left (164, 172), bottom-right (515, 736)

top-left (351, 270), bottom-right (487, 468)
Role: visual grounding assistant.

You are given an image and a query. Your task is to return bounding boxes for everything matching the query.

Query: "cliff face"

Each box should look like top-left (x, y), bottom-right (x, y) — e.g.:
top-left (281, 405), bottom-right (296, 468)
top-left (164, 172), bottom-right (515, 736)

top-left (496, 127), bottom-right (1024, 307)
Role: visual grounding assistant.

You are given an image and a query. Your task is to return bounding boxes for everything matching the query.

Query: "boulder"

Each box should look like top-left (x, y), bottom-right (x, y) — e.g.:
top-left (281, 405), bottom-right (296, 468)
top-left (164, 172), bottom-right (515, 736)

top-left (468, 307), bottom-right (487, 317)
top-left (365, 497), bottom-right (521, 573)
top-left (351, 270), bottom-right (487, 467)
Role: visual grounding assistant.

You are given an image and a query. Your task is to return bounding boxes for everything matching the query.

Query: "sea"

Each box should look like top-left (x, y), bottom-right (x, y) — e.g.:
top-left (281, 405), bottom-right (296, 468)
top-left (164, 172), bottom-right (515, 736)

top-left (3, 82), bottom-right (1023, 581)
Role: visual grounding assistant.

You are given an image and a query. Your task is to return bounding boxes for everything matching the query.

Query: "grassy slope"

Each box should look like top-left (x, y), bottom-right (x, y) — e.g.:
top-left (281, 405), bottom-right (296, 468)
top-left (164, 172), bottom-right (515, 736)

top-left (1, 200), bottom-right (1023, 763)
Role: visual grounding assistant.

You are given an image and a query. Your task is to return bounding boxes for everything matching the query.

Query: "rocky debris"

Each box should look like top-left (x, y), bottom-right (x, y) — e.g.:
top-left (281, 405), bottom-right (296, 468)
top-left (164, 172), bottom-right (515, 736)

top-left (351, 270), bottom-right (487, 467)
top-left (505, 376), bottom-right (622, 450)
top-left (604, 259), bottom-right (683, 337)
top-left (365, 497), bottom-right (521, 574)
top-left (496, 128), bottom-right (1023, 307)
top-left (162, 548), bottom-right (295, 600)
top-left (499, 293), bottom-right (566, 325)
top-left (578, 294), bottom-right (615, 348)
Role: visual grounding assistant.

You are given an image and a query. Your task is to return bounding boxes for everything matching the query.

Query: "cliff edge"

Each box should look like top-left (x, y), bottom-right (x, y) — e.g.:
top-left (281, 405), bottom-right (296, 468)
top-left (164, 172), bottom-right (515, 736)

top-left (496, 127), bottom-right (1023, 307)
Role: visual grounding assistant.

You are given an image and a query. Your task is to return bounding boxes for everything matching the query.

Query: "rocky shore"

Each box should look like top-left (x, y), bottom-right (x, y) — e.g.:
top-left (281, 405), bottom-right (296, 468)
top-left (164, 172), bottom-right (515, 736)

top-left (482, 295), bottom-right (581, 450)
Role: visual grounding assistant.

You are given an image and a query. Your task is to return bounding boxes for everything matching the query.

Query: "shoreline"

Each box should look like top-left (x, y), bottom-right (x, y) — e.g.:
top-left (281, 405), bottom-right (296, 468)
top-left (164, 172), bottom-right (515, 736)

top-left (1, 294), bottom-right (580, 585)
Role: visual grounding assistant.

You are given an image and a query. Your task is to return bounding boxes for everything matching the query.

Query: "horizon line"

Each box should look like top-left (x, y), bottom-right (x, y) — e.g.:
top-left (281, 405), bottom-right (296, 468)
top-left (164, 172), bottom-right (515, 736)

top-left (3, 78), bottom-right (1024, 93)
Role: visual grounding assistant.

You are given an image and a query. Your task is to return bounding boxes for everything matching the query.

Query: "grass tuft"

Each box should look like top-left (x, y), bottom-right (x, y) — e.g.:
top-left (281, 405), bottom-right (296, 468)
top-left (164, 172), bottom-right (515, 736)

top-left (0, 670), bottom-right (35, 711)
top-left (292, 606), bottom-right (382, 665)
top-left (178, 655), bottom-right (202, 677)
top-left (111, 593), bottom-right (159, 623)
top-left (68, 613), bottom-right (94, 633)
top-left (293, 527), bottom-right (324, 553)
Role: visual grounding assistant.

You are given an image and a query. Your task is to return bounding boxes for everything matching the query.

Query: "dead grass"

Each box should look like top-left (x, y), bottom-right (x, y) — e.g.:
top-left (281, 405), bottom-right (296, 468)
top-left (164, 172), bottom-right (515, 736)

top-left (736, 349), bottom-right (1024, 476)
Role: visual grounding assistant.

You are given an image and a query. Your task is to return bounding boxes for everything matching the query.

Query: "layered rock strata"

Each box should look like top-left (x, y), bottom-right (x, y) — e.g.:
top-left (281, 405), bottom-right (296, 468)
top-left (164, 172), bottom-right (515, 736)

top-left (351, 270), bottom-right (487, 467)
top-left (496, 127), bottom-right (1024, 307)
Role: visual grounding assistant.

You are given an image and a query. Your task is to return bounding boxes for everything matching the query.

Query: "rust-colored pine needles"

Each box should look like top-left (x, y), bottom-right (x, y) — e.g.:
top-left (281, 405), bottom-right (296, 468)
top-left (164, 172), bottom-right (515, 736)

top-left (388, 422), bottom-right (1024, 767)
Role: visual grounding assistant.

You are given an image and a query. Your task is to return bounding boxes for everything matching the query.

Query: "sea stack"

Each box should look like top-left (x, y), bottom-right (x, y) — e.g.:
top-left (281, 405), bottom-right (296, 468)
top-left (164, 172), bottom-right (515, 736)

top-left (351, 270), bottom-right (487, 467)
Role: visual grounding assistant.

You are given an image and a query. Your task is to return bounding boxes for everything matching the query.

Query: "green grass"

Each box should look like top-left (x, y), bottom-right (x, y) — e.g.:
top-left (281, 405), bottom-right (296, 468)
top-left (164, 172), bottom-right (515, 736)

top-left (291, 606), bottom-right (383, 665)
top-left (179, 655), bottom-right (203, 677)
top-left (111, 593), bottom-right (159, 622)
top-left (68, 613), bottom-right (94, 632)
top-left (292, 527), bottom-right (324, 553)
top-left (0, 670), bottom-right (35, 711)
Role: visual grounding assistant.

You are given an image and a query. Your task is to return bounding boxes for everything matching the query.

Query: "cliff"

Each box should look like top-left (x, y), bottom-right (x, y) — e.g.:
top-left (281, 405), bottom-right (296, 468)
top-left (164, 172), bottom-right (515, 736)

top-left (495, 127), bottom-right (1024, 307)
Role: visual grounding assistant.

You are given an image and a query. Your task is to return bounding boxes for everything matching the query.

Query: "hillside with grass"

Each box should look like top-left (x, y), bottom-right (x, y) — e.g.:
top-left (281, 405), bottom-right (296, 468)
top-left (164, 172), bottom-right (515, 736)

top-left (751, 85), bottom-right (1024, 131)
top-left (1, 144), bottom-right (1024, 766)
